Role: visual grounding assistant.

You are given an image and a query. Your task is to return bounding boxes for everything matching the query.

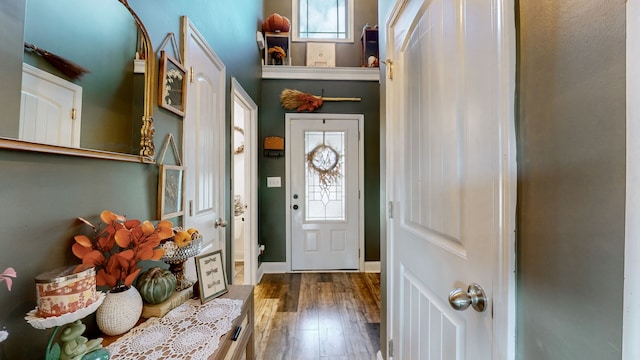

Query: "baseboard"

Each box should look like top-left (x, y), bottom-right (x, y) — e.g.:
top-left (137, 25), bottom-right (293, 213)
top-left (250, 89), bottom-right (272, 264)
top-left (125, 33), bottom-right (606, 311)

top-left (234, 250), bottom-right (244, 263)
top-left (256, 261), bottom-right (379, 278)
top-left (365, 261), bottom-right (381, 273)
top-left (258, 261), bottom-right (289, 277)
top-left (257, 264), bottom-right (264, 283)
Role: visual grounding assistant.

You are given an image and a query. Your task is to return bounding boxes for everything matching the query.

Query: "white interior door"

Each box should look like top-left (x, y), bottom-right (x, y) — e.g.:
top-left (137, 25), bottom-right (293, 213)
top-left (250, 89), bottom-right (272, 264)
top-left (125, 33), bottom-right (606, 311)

top-left (182, 17), bottom-right (226, 257)
top-left (386, 0), bottom-right (515, 358)
top-left (287, 113), bottom-right (363, 271)
top-left (20, 63), bottom-right (82, 148)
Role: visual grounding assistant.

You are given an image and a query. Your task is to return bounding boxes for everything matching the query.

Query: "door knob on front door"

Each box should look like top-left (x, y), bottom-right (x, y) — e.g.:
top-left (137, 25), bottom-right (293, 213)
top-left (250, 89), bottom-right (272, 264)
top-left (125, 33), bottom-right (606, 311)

top-left (448, 283), bottom-right (487, 312)
top-left (214, 218), bottom-right (228, 228)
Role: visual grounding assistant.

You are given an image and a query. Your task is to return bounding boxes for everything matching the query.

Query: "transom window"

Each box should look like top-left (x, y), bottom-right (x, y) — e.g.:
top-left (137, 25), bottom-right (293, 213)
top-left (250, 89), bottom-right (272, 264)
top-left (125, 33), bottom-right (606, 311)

top-left (292, 0), bottom-right (354, 42)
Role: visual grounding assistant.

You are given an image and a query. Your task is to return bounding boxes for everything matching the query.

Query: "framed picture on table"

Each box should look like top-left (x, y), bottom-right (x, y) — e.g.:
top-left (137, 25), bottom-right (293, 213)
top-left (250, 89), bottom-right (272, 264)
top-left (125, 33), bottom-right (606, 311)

top-left (195, 250), bottom-right (228, 303)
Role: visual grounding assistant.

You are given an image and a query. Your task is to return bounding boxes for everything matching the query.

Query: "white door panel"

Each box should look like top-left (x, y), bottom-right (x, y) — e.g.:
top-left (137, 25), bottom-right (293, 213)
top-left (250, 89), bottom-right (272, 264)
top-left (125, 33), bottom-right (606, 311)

top-left (387, 0), bottom-right (515, 358)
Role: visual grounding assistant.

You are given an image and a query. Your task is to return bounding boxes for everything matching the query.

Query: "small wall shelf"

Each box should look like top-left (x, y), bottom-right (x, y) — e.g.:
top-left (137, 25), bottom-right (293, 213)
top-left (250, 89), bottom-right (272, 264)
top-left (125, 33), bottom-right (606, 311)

top-left (264, 32), bottom-right (291, 66)
top-left (361, 28), bottom-right (379, 67)
top-left (264, 136), bottom-right (284, 158)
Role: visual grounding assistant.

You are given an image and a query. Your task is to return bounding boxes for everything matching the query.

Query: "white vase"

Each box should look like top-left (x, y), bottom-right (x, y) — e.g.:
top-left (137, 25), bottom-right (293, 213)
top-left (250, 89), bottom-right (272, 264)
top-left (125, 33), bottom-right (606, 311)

top-left (96, 286), bottom-right (143, 336)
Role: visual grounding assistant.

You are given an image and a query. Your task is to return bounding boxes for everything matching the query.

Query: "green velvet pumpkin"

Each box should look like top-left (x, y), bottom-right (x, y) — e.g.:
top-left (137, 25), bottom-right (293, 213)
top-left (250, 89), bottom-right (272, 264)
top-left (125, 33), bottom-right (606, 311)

top-left (136, 267), bottom-right (177, 304)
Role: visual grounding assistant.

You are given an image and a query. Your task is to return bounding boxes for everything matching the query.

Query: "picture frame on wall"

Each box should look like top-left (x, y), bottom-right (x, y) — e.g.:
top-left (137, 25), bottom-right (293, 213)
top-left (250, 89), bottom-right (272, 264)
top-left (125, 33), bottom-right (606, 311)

top-left (195, 250), bottom-right (228, 303)
top-left (158, 50), bottom-right (187, 117)
top-left (158, 164), bottom-right (184, 220)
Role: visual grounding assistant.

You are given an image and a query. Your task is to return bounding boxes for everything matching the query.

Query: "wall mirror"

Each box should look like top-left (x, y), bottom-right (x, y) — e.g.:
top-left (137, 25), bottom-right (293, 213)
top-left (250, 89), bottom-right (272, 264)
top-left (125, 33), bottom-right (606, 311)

top-left (0, 0), bottom-right (155, 162)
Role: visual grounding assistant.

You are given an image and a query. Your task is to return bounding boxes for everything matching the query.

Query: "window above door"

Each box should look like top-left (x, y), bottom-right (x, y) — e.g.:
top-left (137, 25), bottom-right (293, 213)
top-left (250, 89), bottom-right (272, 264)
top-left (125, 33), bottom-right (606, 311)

top-left (292, 0), bottom-right (354, 42)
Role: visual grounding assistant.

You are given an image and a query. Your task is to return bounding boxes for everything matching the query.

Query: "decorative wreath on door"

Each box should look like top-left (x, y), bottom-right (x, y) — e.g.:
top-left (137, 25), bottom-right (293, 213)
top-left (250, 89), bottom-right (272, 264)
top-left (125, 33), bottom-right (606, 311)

top-left (233, 126), bottom-right (245, 155)
top-left (306, 143), bottom-right (341, 188)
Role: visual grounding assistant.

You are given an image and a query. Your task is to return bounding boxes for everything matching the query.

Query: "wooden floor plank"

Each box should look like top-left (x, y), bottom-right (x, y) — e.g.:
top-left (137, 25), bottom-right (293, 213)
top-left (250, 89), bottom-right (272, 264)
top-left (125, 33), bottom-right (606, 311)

top-left (352, 273), bottom-right (381, 324)
top-left (278, 273), bottom-right (301, 312)
top-left (336, 292), bottom-right (378, 359)
top-left (292, 329), bottom-right (320, 360)
top-left (254, 298), bottom-right (280, 356)
top-left (260, 312), bottom-right (298, 360)
top-left (319, 327), bottom-right (348, 357)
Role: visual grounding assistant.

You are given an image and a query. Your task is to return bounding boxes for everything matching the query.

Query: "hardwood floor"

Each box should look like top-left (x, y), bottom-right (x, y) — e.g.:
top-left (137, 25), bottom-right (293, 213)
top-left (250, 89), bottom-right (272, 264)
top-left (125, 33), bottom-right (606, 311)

top-left (254, 272), bottom-right (381, 360)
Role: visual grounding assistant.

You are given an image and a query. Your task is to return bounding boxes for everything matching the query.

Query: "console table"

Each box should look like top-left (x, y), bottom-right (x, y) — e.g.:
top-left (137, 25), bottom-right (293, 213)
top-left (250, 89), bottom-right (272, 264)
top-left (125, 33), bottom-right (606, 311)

top-left (102, 285), bottom-right (255, 360)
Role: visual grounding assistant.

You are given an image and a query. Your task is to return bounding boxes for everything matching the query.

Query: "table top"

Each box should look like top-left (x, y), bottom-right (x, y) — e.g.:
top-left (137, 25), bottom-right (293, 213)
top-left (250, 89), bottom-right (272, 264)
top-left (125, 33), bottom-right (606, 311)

top-left (218, 284), bottom-right (253, 304)
top-left (101, 284), bottom-right (253, 347)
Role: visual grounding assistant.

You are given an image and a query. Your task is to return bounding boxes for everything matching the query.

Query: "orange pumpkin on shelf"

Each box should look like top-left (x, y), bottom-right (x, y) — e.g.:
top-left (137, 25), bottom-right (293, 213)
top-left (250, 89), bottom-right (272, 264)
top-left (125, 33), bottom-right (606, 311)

top-left (263, 13), bottom-right (291, 33)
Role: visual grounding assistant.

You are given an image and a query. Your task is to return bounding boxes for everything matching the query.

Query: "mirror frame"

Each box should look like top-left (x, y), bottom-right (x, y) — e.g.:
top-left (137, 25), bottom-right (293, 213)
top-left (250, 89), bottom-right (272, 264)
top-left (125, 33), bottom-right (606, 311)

top-left (0, 0), bottom-right (156, 163)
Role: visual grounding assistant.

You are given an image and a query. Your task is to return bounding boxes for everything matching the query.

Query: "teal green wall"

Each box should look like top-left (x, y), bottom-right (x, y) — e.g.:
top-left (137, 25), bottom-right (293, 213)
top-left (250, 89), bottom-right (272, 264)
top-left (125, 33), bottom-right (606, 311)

top-left (0, 0), bottom-right (262, 358)
top-left (260, 79), bottom-right (380, 263)
top-left (516, 0), bottom-right (625, 358)
top-left (0, 1), bottom-right (24, 138)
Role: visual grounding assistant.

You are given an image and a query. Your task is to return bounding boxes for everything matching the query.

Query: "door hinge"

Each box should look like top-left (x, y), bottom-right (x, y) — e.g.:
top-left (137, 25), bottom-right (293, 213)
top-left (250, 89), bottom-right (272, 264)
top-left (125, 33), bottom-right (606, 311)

top-left (189, 200), bottom-right (193, 216)
top-left (71, 108), bottom-right (77, 120)
top-left (388, 339), bottom-right (394, 358)
top-left (383, 59), bottom-right (393, 80)
top-left (388, 201), bottom-right (393, 219)
top-left (358, 190), bottom-right (361, 199)
top-left (190, 66), bottom-right (194, 83)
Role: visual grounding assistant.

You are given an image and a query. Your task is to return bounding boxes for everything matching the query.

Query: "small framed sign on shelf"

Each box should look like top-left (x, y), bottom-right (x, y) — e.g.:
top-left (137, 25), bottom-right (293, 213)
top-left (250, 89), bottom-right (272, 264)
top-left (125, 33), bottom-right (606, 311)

top-left (194, 250), bottom-right (228, 303)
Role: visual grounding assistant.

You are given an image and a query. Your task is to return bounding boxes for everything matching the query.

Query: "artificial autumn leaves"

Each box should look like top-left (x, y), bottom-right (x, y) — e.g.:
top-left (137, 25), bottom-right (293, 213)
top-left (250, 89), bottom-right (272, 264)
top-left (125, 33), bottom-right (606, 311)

top-left (72, 210), bottom-right (173, 290)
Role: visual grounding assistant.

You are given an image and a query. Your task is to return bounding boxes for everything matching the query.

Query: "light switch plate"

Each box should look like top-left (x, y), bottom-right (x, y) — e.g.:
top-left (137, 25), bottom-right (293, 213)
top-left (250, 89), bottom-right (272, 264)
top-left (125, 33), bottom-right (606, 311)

top-left (267, 177), bottom-right (281, 188)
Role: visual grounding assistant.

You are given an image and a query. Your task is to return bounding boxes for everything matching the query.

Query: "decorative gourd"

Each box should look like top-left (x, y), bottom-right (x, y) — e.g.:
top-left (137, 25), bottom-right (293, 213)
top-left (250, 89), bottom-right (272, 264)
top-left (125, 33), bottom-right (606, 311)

top-left (263, 13), bottom-right (291, 33)
top-left (136, 267), bottom-right (177, 305)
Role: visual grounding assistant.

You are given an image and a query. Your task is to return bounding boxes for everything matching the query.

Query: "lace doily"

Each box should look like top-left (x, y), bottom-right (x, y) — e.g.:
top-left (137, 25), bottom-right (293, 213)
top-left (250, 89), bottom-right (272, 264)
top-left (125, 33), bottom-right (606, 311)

top-left (106, 298), bottom-right (243, 359)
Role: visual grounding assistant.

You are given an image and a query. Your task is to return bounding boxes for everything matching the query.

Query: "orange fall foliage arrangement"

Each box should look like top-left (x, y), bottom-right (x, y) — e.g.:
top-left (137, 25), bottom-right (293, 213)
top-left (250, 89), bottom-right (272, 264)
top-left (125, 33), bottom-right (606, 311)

top-left (72, 210), bottom-right (173, 291)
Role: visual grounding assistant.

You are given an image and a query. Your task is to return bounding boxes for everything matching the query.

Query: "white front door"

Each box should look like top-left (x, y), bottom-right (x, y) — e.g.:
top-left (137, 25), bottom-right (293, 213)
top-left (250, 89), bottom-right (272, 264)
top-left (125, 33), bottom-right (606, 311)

top-left (182, 17), bottom-right (226, 253)
top-left (287, 113), bottom-right (363, 271)
top-left (386, 0), bottom-right (516, 358)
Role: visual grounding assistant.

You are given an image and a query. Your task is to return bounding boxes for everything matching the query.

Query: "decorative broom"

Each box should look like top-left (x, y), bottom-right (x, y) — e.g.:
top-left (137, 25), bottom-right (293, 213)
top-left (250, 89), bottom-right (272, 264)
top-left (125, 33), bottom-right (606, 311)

top-left (24, 42), bottom-right (90, 80)
top-left (280, 88), bottom-right (361, 112)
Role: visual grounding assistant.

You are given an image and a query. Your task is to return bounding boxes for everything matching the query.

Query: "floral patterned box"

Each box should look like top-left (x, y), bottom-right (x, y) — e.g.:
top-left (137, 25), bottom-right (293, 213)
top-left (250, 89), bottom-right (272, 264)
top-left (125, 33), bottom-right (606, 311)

top-left (35, 264), bottom-right (96, 318)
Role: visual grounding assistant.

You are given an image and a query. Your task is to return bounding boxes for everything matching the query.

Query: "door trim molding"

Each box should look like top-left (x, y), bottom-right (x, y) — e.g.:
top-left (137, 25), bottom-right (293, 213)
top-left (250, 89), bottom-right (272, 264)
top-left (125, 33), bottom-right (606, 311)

top-left (231, 77), bottom-right (258, 285)
top-left (285, 113), bottom-right (365, 272)
top-left (624, 1), bottom-right (639, 358)
top-left (494, 1), bottom-right (518, 359)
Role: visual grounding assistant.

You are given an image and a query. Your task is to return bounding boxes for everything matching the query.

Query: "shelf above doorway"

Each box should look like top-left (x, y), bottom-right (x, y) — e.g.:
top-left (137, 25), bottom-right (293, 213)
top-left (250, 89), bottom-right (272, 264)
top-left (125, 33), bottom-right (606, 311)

top-left (261, 65), bottom-right (380, 82)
